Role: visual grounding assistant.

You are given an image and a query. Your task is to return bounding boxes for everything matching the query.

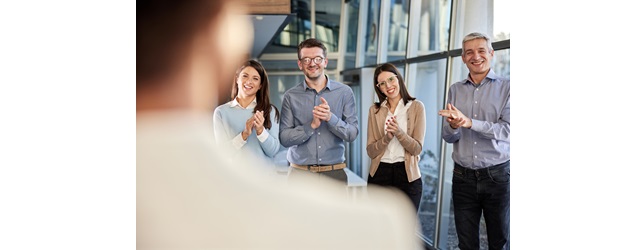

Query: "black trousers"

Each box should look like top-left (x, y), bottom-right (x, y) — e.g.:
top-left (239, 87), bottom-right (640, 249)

top-left (368, 161), bottom-right (422, 211)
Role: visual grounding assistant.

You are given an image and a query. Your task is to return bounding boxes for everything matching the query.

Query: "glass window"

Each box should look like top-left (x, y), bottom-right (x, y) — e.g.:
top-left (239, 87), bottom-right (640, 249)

top-left (315, 0), bottom-right (342, 52)
top-left (452, 0), bottom-right (508, 50)
top-left (365, 0), bottom-right (381, 66)
top-left (264, 0), bottom-right (312, 53)
top-left (492, 48), bottom-right (510, 78)
top-left (493, 0), bottom-right (510, 42)
top-left (409, 59), bottom-right (447, 243)
top-left (343, 0), bottom-right (360, 70)
top-left (387, 0), bottom-right (410, 62)
top-left (417, 0), bottom-right (452, 55)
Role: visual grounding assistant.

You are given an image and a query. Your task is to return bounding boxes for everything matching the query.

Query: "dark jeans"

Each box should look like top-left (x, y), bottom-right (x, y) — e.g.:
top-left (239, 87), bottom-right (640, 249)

top-left (368, 161), bottom-right (422, 211)
top-left (453, 161), bottom-right (510, 250)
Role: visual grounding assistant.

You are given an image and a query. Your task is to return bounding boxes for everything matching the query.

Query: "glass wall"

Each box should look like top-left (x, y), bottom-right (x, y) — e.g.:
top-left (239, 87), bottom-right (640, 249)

top-left (343, 0), bottom-right (360, 69)
top-left (417, 0), bottom-right (451, 55)
top-left (364, 0), bottom-right (381, 66)
top-left (409, 58), bottom-right (447, 243)
top-left (315, 0), bottom-right (342, 52)
top-left (387, 0), bottom-right (409, 62)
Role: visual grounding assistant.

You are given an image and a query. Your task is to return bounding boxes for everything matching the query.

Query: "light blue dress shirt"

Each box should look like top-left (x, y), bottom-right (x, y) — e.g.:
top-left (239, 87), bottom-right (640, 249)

top-left (442, 69), bottom-right (510, 169)
top-left (279, 76), bottom-right (358, 165)
top-left (213, 99), bottom-right (280, 166)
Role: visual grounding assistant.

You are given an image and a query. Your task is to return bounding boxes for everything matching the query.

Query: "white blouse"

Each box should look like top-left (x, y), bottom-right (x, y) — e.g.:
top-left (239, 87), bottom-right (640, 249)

top-left (381, 99), bottom-right (413, 164)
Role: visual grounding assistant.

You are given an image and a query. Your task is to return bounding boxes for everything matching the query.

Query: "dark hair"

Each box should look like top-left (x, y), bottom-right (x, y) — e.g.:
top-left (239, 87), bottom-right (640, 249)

top-left (231, 60), bottom-right (280, 129)
top-left (373, 63), bottom-right (415, 113)
top-left (297, 38), bottom-right (327, 60)
top-left (137, 0), bottom-right (226, 85)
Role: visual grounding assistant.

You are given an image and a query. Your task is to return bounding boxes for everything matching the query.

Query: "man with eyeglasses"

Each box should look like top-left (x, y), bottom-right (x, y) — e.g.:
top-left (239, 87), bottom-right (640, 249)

top-left (438, 32), bottom-right (510, 250)
top-left (279, 38), bottom-right (358, 184)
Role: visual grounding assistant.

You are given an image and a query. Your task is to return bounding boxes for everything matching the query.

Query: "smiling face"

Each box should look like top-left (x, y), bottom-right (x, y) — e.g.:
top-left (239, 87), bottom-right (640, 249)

top-left (236, 66), bottom-right (261, 98)
top-left (462, 38), bottom-right (494, 77)
top-left (298, 47), bottom-right (327, 81)
top-left (376, 71), bottom-right (400, 101)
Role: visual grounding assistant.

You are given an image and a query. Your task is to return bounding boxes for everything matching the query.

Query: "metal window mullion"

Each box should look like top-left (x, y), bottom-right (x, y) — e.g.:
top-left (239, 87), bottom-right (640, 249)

top-left (376, 0), bottom-right (391, 64)
top-left (311, 0), bottom-right (316, 38)
top-left (355, 0), bottom-right (369, 67)
top-left (337, 0), bottom-right (349, 80)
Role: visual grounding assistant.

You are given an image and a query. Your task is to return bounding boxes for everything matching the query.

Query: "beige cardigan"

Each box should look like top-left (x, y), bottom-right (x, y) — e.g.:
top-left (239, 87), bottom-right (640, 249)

top-left (366, 100), bottom-right (426, 182)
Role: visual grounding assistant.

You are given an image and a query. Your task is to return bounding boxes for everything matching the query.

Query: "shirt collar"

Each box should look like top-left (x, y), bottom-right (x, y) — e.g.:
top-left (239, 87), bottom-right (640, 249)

top-left (303, 75), bottom-right (333, 91)
top-left (230, 97), bottom-right (257, 109)
top-left (465, 69), bottom-right (497, 85)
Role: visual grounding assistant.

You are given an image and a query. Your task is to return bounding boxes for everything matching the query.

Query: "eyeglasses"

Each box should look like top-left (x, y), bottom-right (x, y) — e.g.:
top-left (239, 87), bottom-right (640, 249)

top-left (376, 75), bottom-right (397, 88)
top-left (299, 56), bottom-right (325, 65)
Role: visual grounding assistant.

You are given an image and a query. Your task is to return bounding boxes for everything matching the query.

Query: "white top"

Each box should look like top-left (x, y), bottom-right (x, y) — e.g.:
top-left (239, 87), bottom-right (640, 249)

top-left (381, 99), bottom-right (413, 164)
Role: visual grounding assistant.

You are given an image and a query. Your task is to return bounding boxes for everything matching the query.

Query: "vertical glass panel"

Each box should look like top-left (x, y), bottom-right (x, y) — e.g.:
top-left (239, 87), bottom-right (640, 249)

top-left (452, 0), bottom-right (508, 49)
top-left (344, 0), bottom-right (360, 70)
top-left (492, 48), bottom-right (510, 78)
top-left (493, 0), bottom-right (510, 42)
top-left (409, 59), bottom-right (446, 243)
top-left (365, 0), bottom-right (381, 66)
top-left (265, 0), bottom-right (312, 53)
top-left (417, 0), bottom-right (452, 55)
top-left (387, 0), bottom-right (410, 61)
top-left (315, 0), bottom-right (342, 52)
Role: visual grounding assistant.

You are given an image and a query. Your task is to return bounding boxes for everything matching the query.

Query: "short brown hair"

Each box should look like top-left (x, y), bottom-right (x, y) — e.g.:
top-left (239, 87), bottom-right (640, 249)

top-left (297, 38), bottom-right (327, 60)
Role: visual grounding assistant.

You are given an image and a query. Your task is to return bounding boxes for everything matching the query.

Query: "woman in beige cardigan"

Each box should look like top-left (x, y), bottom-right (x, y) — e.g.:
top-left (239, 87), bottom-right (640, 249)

top-left (366, 63), bottom-right (426, 211)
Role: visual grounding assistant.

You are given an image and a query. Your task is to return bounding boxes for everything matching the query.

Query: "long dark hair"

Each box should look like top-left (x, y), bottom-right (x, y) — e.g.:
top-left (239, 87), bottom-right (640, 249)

top-left (373, 63), bottom-right (415, 113)
top-left (231, 60), bottom-right (280, 129)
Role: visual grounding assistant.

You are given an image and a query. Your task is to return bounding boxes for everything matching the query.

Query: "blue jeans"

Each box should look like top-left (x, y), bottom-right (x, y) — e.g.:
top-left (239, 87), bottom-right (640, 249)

top-left (452, 161), bottom-right (510, 250)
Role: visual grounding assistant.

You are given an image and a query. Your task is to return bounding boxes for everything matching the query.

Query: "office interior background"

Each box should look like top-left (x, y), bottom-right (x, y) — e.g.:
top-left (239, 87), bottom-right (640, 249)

top-left (243, 0), bottom-right (510, 249)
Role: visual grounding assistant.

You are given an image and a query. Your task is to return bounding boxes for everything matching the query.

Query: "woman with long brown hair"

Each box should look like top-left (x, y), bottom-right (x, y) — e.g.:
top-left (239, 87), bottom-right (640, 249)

top-left (214, 59), bottom-right (280, 167)
top-left (366, 63), bottom-right (426, 211)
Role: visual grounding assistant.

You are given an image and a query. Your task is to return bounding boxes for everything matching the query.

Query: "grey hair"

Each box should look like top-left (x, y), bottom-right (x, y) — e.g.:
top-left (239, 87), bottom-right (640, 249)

top-left (462, 32), bottom-right (493, 52)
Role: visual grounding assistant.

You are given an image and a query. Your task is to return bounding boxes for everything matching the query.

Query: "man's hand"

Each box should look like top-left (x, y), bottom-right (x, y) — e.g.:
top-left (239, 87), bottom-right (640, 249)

top-left (438, 103), bottom-right (472, 129)
top-left (313, 97), bottom-right (332, 122)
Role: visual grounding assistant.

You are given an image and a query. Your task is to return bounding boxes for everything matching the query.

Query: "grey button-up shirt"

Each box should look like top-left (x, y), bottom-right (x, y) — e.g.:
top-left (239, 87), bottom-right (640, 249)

top-left (442, 69), bottom-right (510, 169)
top-left (279, 76), bottom-right (358, 165)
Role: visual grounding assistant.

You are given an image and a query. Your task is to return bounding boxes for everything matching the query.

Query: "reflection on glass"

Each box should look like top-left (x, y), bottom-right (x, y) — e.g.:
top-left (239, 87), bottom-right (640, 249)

top-left (417, 0), bottom-right (452, 55)
top-left (493, 49), bottom-right (510, 78)
top-left (387, 0), bottom-right (409, 62)
top-left (315, 0), bottom-right (342, 52)
top-left (265, 0), bottom-right (312, 53)
top-left (344, 0), bottom-right (360, 70)
top-left (365, 0), bottom-right (381, 66)
top-left (409, 59), bottom-right (446, 242)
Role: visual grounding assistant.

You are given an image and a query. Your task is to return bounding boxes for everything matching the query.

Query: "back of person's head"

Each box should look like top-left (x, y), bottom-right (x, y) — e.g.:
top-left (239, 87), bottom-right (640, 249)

top-left (137, 0), bottom-right (226, 84)
top-left (137, 0), bottom-right (252, 111)
top-left (462, 32), bottom-right (493, 52)
top-left (373, 63), bottom-right (415, 111)
top-left (297, 38), bottom-right (327, 59)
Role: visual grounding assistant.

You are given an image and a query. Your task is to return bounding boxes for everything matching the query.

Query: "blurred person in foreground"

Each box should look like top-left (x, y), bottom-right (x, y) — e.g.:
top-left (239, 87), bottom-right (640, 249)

top-left (137, 0), bottom-right (419, 249)
top-left (279, 38), bottom-right (358, 184)
top-left (213, 59), bottom-right (280, 171)
top-left (438, 32), bottom-right (510, 250)
top-left (366, 63), bottom-right (426, 212)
